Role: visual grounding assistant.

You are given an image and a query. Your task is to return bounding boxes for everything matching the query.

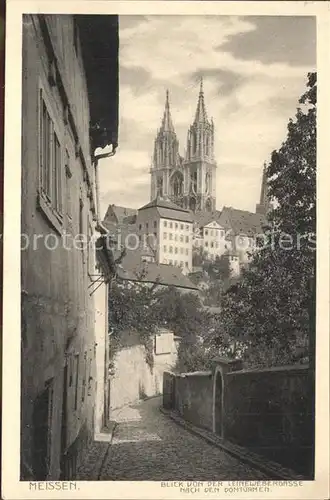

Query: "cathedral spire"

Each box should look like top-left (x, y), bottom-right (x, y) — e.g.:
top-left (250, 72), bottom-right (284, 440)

top-left (161, 89), bottom-right (175, 133)
top-left (256, 162), bottom-right (272, 215)
top-left (194, 76), bottom-right (208, 124)
top-left (259, 162), bottom-right (267, 205)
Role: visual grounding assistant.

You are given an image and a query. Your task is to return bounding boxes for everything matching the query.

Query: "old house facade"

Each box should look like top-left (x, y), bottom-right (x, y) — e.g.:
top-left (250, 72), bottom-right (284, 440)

top-left (136, 197), bottom-right (194, 273)
top-left (21, 14), bottom-right (118, 480)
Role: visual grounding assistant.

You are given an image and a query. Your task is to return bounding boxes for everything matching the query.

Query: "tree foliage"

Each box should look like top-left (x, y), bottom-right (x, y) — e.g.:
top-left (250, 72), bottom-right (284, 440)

top-left (214, 72), bottom-right (316, 368)
top-left (108, 278), bottom-right (212, 367)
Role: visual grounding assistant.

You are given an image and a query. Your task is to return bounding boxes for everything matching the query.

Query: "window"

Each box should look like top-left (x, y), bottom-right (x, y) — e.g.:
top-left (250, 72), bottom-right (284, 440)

top-left (68, 356), bottom-right (73, 387)
top-left (169, 233), bottom-right (173, 240)
top-left (169, 246), bottom-right (173, 254)
top-left (39, 89), bottom-right (63, 218)
top-left (87, 358), bottom-right (92, 396)
top-left (169, 259), bottom-right (173, 265)
top-left (163, 232), bottom-right (167, 239)
top-left (154, 221), bottom-right (157, 228)
top-left (65, 150), bottom-right (72, 219)
top-left (174, 234), bottom-right (178, 242)
top-left (154, 232), bottom-right (157, 238)
top-left (164, 245), bottom-right (167, 252)
top-left (146, 222), bottom-right (149, 229)
top-left (211, 242), bottom-right (214, 248)
top-left (186, 225), bottom-right (189, 231)
top-left (180, 235), bottom-right (183, 243)
top-left (139, 224), bottom-right (142, 230)
top-left (180, 224), bottom-right (184, 230)
top-left (185, 262), bottom-right (188, 268)
top-left (53, 134), bottom-right (62, 213)
top-left (205, 241), bottom-right (208, 247)
top-left (205, 230), bottom-right (208, 236)
top-left (180, 261), bottom-right (184, 267)
top-left (185, 236), bottom-right (189, 243)
top-left (79, 197), bottom-right (84, 251)
top-left (39, 94), bottom-right (52, 199)
top-left (175, 223), bottom-right (178, 229)
top-left (169, 222), bottom-right (173, 229)
top-left (164, 220), bottom-right (167, 227)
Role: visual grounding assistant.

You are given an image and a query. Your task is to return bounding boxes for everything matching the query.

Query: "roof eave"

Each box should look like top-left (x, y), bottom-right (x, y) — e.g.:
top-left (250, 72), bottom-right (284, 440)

top-left (76, 15), bottom-right (119, 153)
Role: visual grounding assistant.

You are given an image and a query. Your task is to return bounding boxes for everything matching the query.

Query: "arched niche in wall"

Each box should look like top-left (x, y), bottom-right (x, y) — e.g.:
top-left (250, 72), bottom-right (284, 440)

top-left (205, 198), bottom-right (212, 212)
top-left (170, 170), bottom-right (184, 198)
top-left (212, 366), bottom-right (224, 436)
top-left (189, 196), bottom-right (196, 212)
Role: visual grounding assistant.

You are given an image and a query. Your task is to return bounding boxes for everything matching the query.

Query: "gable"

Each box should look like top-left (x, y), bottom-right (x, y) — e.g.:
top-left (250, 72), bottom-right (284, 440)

top-left (204, 220), bottom-right (223, 230)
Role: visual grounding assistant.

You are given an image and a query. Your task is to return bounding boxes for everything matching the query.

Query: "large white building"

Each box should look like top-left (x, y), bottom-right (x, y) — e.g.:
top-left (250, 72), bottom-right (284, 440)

top-left (136, 197), bottom-right (194, 273)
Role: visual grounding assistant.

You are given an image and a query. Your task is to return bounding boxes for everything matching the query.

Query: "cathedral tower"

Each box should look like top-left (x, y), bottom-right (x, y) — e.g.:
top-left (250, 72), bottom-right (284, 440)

top-left (256, 162), bottom-right (272, 215)
top-left (183, 78), bottom-right (217, 212)
top-left (150, 91), bottom-right (184, 203)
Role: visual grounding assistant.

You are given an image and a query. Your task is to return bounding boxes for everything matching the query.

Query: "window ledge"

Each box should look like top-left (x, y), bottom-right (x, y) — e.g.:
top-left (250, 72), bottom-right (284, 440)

top-left (37, 192), bottom-right (63, 236)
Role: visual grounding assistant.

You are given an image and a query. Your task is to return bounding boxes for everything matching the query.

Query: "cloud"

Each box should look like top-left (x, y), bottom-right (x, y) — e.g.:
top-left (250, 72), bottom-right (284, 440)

top-left (99, 15), bottom-right (316, 215)
top-left (120, 16), bottom-right (312, 83)
top-left (222, 16), bottom-right (316, 68)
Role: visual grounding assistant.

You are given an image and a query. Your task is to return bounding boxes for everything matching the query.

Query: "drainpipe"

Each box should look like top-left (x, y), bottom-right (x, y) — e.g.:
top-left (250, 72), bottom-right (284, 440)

top-left (93, 147), bottom-right (116, 234)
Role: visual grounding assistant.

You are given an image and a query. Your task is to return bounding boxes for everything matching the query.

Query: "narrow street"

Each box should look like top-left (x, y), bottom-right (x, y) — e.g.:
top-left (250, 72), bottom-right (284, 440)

top-left (97, 397), bottom-right (267, 480)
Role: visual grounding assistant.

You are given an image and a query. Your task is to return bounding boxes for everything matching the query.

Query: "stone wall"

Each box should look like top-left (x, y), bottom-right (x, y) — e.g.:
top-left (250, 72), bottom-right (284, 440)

top-left (110, 330), bottom-right (178, 411)
top-left (163, 362), bottom-right (314, 477)
top-left (223, 365), bottom-right (314, 477)
top-left (174, 371), bottom-right (214, 431)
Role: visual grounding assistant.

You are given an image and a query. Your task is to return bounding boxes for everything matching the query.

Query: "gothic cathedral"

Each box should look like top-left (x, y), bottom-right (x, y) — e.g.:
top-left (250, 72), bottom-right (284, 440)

top-left (150, 78), bottom-right (217, 213)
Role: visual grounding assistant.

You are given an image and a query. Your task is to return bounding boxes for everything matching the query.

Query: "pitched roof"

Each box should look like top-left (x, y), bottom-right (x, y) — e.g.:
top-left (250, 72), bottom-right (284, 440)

top-left (193, 210), bottom-right (222, 228)
top-left (115, 248), bottom-right (198, 291)
top-left (139, 196), bottom-right (185, 211)
top-left (139, 196), bottom-right (194, 223)
top-left (218, 206), bottom-right (266, 237)
top-left (104, 204), bottom-right (137, 224)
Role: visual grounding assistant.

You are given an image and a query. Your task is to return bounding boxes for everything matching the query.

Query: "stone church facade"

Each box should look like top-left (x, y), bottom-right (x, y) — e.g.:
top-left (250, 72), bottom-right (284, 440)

top-left (150, 79), bottom-right (217, 213)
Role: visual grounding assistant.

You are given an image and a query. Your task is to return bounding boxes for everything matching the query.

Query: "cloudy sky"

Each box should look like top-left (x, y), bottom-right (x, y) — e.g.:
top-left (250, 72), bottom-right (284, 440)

top-left (99, 15), bottom-right (316, 216)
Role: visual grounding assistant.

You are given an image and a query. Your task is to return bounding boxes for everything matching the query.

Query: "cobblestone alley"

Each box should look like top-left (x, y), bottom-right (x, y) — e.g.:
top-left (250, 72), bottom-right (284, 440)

top-left (93, 397), bottom-right (267, 481)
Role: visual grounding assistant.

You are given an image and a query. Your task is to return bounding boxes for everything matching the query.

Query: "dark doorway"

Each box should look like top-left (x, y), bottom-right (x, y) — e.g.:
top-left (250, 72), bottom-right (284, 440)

top-left (32, 379), bottom-right (54, 479)
top-left (214, 371), bottom-right (223, 436)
